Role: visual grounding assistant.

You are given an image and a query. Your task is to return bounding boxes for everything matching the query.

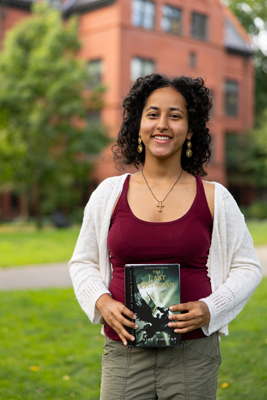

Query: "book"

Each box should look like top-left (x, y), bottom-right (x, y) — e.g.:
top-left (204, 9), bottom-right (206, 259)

top-left (125, 263), bottom-right (181, 347)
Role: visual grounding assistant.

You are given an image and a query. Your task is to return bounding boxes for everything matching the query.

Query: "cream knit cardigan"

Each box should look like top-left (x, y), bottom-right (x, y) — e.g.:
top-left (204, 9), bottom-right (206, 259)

top-left (69, 174), bottom-right (262, 337)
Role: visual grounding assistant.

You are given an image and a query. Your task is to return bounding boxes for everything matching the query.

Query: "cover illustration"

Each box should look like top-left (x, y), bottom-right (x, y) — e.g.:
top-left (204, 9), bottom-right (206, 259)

top-left (125, 264), bottom-right (181, 347)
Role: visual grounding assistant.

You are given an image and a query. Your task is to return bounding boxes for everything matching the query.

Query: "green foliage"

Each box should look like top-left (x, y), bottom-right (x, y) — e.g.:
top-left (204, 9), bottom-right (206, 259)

top-left (226, 0), bottom-right (267, 123)
top-left (0, 280), bottom-right (267, 399)
top-left (0, 3), bottom-right (109, 227)
top-left (226, 108), bottom-right (267, 190)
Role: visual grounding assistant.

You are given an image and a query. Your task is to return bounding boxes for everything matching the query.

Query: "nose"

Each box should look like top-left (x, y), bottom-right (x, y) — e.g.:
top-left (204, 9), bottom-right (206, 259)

top-left (156, 116), bottom-right (168, 132)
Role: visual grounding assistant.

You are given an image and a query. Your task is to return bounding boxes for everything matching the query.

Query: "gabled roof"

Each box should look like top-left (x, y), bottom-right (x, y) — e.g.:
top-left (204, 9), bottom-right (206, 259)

top-left (223, 6), bottom-right (254, 57)
top-left (62, 0), bottom-right (114, 16)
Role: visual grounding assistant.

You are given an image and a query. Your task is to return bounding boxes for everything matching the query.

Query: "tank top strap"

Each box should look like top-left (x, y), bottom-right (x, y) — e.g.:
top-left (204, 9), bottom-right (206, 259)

top-left (111, 174), bottom-right (130, 222)
top-left (194, 175), bottom-right (212, 220)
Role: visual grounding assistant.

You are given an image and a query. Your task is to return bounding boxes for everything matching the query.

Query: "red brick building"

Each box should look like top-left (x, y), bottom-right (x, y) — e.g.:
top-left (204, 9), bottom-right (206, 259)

top-left (0, 0), bottom-right (254, 219)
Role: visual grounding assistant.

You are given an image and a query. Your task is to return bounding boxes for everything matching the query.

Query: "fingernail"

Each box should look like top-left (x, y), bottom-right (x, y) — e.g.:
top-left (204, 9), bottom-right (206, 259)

top-left (133, 314), bottom-right (137, 319)
top-left (170, 306), bottom-right (174, 311)
top-left (168, 323), bottom-right (173, 327)
top-left (169, 315), bottom-right (173, 319)
top-left (134, 324), bottom-right (138, 329)
top-left (131, 336), bottom-right (135, 341)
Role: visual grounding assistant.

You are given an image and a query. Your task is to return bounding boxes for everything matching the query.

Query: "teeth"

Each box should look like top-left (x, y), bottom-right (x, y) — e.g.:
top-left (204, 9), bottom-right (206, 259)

top-left (154, 136), bottom-right (170, 140)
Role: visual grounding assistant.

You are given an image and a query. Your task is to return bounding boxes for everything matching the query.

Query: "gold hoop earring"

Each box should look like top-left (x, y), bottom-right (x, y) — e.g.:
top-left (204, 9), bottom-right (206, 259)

top-left (186, 138), bottom-right (193, 158)
top-left (137, 135), bottom-right (143, 153)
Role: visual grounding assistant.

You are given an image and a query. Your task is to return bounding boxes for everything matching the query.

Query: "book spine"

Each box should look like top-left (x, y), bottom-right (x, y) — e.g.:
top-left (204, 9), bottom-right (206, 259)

top-left (125, 267), bottom-right (135, 343)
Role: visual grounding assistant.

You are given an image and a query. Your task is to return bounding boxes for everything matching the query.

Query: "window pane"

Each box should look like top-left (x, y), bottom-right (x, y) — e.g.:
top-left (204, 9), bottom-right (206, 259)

top-left (162, 5), bottom-right (182, 35)
top-left (131, 58), bottom-right (142, 81)
top-left (143, 2), bottom-right (155, 29)
top-left (88, 59), bottom-right (102, 88)
top-left (131, 57), bottom-right (155, 81)
top-left (189, 51), bottom-right (196, 68)
top-left (132, 0), bottom-right (143, 26)
top-left (192, 13), bottom-right (208, 40)
top-left (225, 81), bottom-right (239, 116)
top-left (143, 60), bottom-right (155, 75)
top-left (132, 0), bottom-right (155, 29)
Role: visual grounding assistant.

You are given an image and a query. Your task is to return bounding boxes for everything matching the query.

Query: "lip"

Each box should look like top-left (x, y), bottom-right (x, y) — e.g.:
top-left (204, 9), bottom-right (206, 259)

top-left (152, 135), bottom-right (172, 144)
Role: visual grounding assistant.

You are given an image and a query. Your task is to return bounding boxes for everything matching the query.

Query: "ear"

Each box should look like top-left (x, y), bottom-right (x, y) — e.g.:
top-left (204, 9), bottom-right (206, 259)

top-left (187, 130), bottom-right (193, 140)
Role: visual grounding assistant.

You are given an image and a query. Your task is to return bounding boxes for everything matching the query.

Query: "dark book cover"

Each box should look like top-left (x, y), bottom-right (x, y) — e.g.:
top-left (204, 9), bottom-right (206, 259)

top-left (125, 263), bottom-right (181, 347)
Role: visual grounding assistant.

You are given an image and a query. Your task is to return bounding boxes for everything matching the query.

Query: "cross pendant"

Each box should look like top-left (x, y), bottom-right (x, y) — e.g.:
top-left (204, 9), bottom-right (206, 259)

top-left (156, 202), bottom-right (164, 212)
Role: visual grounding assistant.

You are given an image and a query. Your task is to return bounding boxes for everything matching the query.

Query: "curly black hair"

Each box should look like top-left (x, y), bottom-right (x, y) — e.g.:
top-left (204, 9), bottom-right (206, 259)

top-left (112, 73), bottom-right (212, 177)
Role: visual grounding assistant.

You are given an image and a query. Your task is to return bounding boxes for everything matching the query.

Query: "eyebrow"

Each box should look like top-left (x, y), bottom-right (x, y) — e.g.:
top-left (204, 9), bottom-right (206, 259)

top-left (145, 106), bottom-right (184, 114)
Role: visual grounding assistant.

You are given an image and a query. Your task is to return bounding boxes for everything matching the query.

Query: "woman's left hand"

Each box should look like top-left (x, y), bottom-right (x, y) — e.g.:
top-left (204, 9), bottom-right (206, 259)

top-left (168, 301), bottom-right (210, 334)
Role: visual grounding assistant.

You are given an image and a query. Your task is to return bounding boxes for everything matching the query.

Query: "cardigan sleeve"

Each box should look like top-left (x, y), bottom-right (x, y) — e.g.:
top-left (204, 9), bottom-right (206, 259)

top-left (200, 190), bottom-right (262, 336)
top-left (69, 188), bottom-right (111, 324)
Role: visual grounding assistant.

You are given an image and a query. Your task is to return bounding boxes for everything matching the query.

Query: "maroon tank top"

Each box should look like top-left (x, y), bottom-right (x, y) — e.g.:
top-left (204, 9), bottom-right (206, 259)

top-left (105, 175), bottom-right (213, 341)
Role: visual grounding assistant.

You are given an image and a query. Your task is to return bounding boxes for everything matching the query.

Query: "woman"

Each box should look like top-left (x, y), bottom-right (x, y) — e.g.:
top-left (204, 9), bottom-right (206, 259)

top-left (69, 73), bottom-right (262, 400)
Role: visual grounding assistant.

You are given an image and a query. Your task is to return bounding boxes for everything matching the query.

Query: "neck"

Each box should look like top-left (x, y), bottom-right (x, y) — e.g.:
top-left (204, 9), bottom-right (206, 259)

top-left (142, 157), bottom-right (183, 182)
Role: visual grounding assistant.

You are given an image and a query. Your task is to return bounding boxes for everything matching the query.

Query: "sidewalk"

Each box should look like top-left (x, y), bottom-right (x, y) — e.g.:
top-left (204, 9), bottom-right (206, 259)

top-left (0, 246), bottom-right (266, 291)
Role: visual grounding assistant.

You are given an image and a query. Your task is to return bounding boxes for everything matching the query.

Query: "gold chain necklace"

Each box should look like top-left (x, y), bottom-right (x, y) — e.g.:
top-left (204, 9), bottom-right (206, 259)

top-left (141, 169), bottom-right (183, 212)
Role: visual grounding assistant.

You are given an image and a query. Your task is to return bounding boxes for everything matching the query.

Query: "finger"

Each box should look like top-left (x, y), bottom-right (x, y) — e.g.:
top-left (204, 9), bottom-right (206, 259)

top-left (119, 305), bottom-right (136, 320)
top-left (112, 309), bottom-right (138, 328)
top-left (169, 302), bottom-right (194, 312)
top-left (116, 325), bottom-right (136, 346)
top-left (169, 312), bottom-right (191, 321)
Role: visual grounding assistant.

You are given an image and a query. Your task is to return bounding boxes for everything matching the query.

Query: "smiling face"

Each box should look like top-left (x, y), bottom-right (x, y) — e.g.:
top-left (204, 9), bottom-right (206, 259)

top-left (139, 86), bottom-right (191, 164)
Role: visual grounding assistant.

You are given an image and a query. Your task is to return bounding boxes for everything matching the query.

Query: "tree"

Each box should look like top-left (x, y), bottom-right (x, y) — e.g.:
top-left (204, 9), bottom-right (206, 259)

top-left (0, 3), bottom-right (109, 227)
top-left (226, 0), bottom-right (267, 123)
top-left (226, 109), bottom-right (267, 206)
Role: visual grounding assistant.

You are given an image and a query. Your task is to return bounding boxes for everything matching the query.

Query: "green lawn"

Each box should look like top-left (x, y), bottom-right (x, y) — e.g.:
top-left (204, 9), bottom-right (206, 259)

top-left (246, 220), bottom-right (267, 246)
top-left (0, 226), bottom-right (80, 267)
top-left (0, 279), bottom-right (266, 399)
top-left (217, 278), bottom-right (267, 400)
top-left (0, 220), bottom-right (266, 268)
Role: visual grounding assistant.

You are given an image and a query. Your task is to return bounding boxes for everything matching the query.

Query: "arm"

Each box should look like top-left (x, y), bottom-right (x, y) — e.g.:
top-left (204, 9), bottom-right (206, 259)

top-left (200, 189), bottom-right (262, 335)
top-left (69, 192), bottom-right (111, 324)
top-left (69, 183), bottom-right (138, 343)
top-left (168, 186), bottom-right (262, 336)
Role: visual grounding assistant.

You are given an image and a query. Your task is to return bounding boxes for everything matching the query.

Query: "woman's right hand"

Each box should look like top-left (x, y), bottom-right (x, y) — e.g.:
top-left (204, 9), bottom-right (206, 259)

top-left (95, 294), bottom-right (138, 346)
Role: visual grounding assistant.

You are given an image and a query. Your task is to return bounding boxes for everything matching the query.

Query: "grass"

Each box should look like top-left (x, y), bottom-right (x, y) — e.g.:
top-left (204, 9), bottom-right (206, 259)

top-left (0, 288), bottom-right (103, 400)
top-left (0, 225), bottom-right (80, 267)
top-left (0, 279), bottom-right (266, 399)
top-left (246, 220), bottom-right (267, 246)
top-left (217, 277), bottom-right (267, 400)
top-left (0, 219), bottom-right (266, 268)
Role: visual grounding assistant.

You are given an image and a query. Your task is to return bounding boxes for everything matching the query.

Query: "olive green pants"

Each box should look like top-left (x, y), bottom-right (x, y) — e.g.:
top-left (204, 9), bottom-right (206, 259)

top-left (100, 333), bottom-right (221, 400)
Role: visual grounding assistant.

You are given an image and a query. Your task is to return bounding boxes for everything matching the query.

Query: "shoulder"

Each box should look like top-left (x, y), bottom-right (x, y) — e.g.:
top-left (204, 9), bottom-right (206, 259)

top-left (92, 174), bottom-right (129, 198)
top-left (202, 179), bottom-right (215, 219)
top-left (85, 173), bottom-right (129, 214)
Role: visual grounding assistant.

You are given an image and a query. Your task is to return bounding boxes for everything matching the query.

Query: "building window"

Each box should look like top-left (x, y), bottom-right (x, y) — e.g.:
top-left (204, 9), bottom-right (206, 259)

top-left (189, 51), bottom-right (196, 68)
top-left (132, 0), bottom-right (155, 30)
top-left (161, 5), bottom-right (182, 35)
top-left (225, 80), bottom-right (239, 116)
top-left (131, 57), bottom-right (155, 82)
top-left (88, 59), bottom-right (102, 88)
top-left (192, 13), bottom-right (208, 40)
top-left (209, 90), bottom-right (215, 118)
top-left (209, 135), bottom-right (215, 164)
